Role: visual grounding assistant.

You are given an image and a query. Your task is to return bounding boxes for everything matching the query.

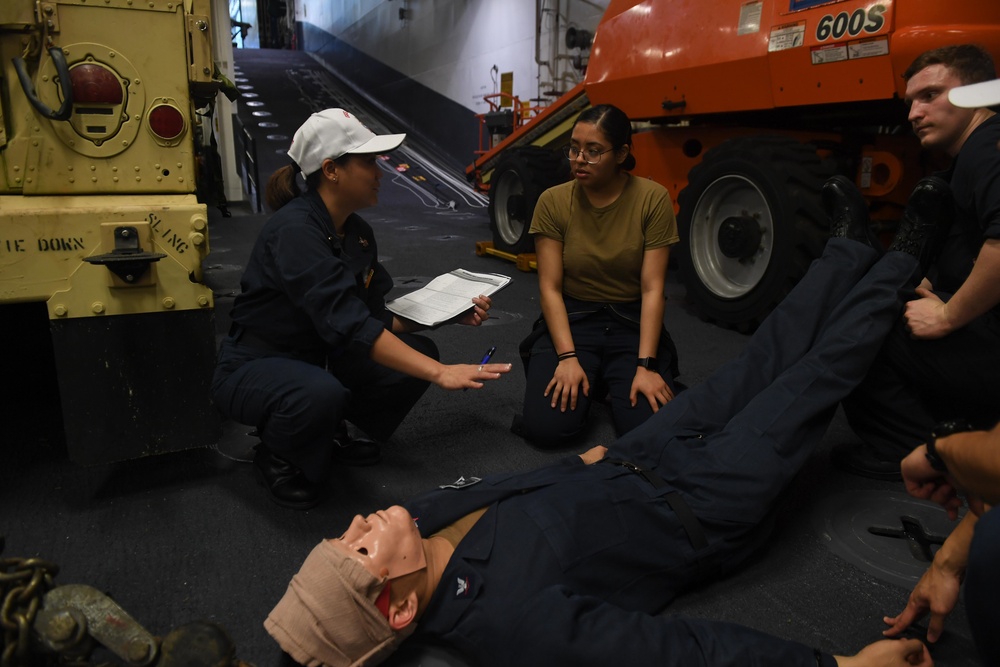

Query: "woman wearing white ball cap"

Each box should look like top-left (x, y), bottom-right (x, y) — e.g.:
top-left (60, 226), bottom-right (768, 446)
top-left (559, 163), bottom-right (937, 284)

top-left (212, 109), bottom-right (510, 509)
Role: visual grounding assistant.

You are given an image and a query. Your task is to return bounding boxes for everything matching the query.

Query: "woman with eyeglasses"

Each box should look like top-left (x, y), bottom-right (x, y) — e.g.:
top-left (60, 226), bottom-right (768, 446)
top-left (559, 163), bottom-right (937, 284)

top-left (518, 104), bottom-right (682, 446)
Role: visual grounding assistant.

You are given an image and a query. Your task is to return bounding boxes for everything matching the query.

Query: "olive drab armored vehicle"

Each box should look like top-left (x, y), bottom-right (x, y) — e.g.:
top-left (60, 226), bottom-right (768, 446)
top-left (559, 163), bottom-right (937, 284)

top-left (469, 0), bottom-right (1000, 331)
top-left (0, 0), bottom-right (221, 463)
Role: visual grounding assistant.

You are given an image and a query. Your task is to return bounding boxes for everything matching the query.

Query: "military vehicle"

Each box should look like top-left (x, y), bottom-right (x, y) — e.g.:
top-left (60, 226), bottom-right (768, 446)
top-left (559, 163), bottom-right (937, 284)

top-left (0, 0), bottom-right (221, 463)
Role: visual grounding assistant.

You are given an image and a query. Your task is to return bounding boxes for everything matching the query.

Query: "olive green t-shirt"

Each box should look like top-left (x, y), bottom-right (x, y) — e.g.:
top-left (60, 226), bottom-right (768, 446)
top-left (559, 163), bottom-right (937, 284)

top-left (529, 175), bottom-right (679, 302)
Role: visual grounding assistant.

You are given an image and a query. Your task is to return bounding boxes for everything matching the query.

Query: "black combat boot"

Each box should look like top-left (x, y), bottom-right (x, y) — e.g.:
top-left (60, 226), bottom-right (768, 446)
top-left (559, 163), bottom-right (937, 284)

top-left (253, 444), bottom-right (322, 510)
top-left (331, 421), bottom-right (381, 466)
top-left (822, 175), bottom-right (883, 253)
top-left (887, 176), bottom-right (954, 275)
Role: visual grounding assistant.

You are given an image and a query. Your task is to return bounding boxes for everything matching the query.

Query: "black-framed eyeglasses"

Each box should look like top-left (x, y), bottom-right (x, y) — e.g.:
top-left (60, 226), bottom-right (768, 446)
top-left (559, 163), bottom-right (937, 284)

top-left (562, 145), bottom-right (613, 164)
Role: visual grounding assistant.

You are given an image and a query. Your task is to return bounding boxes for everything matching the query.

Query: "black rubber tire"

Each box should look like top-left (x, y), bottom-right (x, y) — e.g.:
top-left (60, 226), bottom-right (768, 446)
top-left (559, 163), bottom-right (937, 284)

top-left (488, 146), bottom-right (568, 254)
top-left (676, 136), bottom-right (836, 333)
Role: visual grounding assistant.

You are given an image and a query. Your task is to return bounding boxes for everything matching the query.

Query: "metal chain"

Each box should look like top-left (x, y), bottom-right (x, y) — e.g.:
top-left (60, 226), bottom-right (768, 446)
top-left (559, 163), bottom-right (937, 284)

top-left (1, 556), bottom-right (59, 667)
top-left (0, 541), bottom-right (248, 667)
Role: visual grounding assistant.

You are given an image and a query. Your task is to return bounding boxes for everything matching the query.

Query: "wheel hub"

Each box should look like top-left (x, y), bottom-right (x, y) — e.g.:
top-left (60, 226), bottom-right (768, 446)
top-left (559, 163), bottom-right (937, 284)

top-left (505, 193), bottom-right (526, 221)
top-left (717, 216), bottom-right (762, 259)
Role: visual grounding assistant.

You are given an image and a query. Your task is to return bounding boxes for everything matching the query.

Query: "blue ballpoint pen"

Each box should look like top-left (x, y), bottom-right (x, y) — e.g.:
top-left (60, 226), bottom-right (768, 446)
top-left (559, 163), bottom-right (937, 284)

top-left (466, 346), bottom-right (497, 391)
top-left (478, 346), bottom-right (497, 368)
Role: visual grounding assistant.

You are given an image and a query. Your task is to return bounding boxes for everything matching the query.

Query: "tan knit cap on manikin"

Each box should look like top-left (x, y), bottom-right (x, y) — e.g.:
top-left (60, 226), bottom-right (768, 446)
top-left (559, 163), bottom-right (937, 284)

top-left (265, 539), bottom-right (414, 667)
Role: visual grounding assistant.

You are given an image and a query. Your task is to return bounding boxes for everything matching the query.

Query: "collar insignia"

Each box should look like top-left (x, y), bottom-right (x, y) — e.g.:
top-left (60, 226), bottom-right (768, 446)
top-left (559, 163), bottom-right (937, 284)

top-left (439, 475), bottom-right (482, 490)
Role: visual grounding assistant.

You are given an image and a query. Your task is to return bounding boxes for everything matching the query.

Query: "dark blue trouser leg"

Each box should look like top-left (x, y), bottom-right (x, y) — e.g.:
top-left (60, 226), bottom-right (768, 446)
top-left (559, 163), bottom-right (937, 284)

top-left (843, 306), bottom-right (1000, 459)
top-left (211, 340), bottom-right (347, 480)
top-left (612, 241), bottom-right (919, 527)
top-left (328, 333), bottom-right (438, 442)
top-left (522, 311), bottom-right (678, 445)
top-left (601, 322), bottom-right (679, 436)
top-left (211, 333), bottom-right (437, 478)
top-left (663, 249), bottom-right (919, 525)
top-left (616, 239), bottom-right (892, 463)
top-left (966, 506), bottom-right (1000, 666)
top-left (520, 319), bottom-right (600, 444)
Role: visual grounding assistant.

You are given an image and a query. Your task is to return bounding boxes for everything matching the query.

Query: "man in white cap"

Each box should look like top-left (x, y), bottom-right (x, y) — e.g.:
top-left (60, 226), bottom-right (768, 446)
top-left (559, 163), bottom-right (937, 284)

top-left (265, 186), bottom-right (949, 667)
top-left (837, 44), bottom-right (1000, 481)
top-left (212, 109), bottom-right (510, 509)
top-left (879, 75), bottom-right (1000, 667)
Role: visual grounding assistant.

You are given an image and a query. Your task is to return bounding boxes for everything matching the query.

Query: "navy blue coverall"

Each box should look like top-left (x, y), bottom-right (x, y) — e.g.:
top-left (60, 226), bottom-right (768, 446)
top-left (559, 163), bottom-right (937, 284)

top-left (212, 190), bottom-right (436, 479)
top-left (402, 238), bottom-right (921, 667)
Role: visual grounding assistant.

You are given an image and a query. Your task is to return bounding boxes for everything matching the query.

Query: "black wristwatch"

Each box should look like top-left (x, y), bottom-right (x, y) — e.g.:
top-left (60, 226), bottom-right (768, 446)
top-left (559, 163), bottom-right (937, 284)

top-left (926, 419), bottom-right (973, 472)
top-left (637, 357), bottom-right (658, 371)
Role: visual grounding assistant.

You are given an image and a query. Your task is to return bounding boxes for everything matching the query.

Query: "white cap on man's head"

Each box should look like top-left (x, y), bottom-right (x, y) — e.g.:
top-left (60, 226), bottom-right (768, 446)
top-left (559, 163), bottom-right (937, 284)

top-left (288, 108), bottom-right (405, 176)
top-left (948, 79), bottom-right (1000, 108)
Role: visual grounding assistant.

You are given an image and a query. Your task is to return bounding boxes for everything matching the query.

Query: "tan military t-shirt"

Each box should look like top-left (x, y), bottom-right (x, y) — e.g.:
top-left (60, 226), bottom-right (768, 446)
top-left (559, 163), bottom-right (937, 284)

top-left (529, 175), bottom-right (678, 302)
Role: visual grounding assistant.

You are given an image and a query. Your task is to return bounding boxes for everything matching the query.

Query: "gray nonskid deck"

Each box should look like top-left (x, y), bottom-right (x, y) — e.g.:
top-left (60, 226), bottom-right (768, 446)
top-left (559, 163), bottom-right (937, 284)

top-left (0, 48), bottom-right (976, 667)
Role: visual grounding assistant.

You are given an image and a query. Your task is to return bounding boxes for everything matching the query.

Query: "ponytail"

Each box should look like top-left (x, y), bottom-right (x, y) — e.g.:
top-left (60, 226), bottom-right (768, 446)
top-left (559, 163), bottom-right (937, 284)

top-left (621, 151), bottom-right (637, 172)
top-left (265, 155), bottom-right (350, 211)
top-left (265, 164), bottom-right (301, 211)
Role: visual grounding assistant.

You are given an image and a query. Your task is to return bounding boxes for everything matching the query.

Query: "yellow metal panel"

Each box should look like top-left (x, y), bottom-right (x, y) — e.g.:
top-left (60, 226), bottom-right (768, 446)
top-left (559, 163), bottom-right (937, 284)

top-left (187, 2), bottom-right (213, 85)
top-left (0, 194), bottom-right (212, 319)
top-left (0, 3), bottom-right (35, 26)
top-left (55, 0), bottom-right (182, 12)
top-left (0, 2), bottom-right (198, 196)
top-left (500, 72), bottom-right (513, 108)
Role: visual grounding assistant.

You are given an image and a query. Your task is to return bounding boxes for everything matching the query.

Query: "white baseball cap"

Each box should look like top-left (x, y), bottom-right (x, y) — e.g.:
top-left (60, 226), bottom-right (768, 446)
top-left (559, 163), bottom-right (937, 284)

top-left (288, 108), bottom-right (405, 176)
top-left (948, 79), bottom-right (1000, 108)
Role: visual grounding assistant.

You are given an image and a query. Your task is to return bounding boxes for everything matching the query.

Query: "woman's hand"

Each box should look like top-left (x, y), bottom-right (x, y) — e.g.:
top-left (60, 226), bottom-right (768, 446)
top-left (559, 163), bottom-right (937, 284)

top-left (454, 295), bottom-right (492, 327)
top-left (435, 362), bottom-right (511, 391)
top-left (629, 367), bottom-right (674, 413)
top-left (545, 357), bottom-right (589, 411)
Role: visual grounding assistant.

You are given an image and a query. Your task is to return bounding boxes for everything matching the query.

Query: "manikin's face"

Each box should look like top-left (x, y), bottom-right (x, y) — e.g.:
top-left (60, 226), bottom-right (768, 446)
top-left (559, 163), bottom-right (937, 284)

top-left (906, 64), bottom-right (979, 157)
top-left (329, 505), bottom-right (426, 579)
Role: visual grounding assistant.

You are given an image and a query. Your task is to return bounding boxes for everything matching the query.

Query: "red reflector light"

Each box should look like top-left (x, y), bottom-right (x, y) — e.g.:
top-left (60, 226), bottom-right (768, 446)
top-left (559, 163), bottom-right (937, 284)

top-left (148, 104), bottom-right (185, 140)
top-left (69, 64), bottom-right (123, 104)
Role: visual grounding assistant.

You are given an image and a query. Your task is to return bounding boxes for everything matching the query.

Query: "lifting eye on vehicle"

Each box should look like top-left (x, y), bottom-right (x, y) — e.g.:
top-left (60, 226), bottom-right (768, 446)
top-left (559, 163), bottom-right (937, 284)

top-left (83, 226), bottom-right (166, 284)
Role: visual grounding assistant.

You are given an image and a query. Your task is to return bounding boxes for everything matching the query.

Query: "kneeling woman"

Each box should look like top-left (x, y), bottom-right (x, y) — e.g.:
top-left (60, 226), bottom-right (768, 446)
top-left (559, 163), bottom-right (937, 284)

top-left (213, 109), bottom-right (509, 509)
top-left (520, 104), bottom-right (681, 446)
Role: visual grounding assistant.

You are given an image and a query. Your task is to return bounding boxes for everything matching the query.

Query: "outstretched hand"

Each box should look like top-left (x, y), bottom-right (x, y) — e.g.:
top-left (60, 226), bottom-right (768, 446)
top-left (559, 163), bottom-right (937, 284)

top-left (883, 561), bottom-right (962, 644)
top-left (437, 362), bottom-right (511, 391)
top-left (835, 639), bottom-right (931, 667)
